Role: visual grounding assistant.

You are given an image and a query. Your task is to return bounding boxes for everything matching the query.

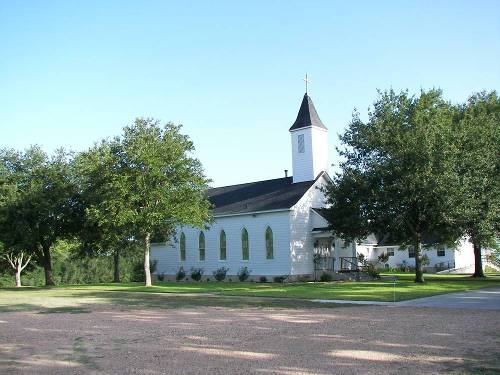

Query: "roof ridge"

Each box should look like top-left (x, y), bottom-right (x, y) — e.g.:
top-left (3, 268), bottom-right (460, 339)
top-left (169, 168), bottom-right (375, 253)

top-left (209, 176), bottom-right (292, 191)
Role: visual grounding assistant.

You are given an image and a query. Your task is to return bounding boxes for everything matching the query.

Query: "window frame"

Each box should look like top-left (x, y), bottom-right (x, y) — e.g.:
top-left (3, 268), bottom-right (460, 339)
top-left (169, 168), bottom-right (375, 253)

top-left (241, 228), bottom-right (249, 261)
top-left (265, 226), bottom-right (274, 260)
top-left (219, 230), bottom-right (227, 261)
top-left (297, 134), bottom-right (305, 153)
top-left (180, 232), bottom-right (186, 261)
top-left (199, 232), bottom-right (205, 261)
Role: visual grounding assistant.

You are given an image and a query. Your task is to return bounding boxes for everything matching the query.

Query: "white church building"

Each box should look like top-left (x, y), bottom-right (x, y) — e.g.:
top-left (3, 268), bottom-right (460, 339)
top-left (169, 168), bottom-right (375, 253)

top-left (151, 93), bottom-right (476, 280)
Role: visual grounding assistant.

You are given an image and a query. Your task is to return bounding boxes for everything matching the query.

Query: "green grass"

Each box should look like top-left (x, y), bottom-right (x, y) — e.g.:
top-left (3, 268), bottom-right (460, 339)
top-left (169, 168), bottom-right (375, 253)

top-left (1, 273), bottom-right (498, 312)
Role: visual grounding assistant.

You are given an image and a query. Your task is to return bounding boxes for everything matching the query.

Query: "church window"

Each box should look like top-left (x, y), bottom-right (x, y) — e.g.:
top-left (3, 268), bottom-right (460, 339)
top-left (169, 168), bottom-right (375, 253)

top-left (220, 230), bottom-right (226, 260)
top-left (199, 232), bottom-right (205, 261)
top-left (408, 247), bottom-right (415, 258)
top-left (437, 246), bottom-right (445, 257)
top-left (265, 227), bottom-right (273, 259)
top-left (180, 232), bottom-right (186, 261)
top-left (386, 247), bottom-right (395, 256)
top-left (241, 228), bottom-right (249, 260)
top-left (298, 134), bottom-right (305, 153)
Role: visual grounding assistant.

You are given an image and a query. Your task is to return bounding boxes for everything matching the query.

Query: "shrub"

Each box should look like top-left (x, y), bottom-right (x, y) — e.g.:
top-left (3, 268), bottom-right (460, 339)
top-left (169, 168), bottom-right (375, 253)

top-left (273, 275), bottom-right (286, 283)
top-left (297, 275), bottom-right (310, 282)
top-left (190, 267), bottom-right (204, 281)
top-left (175, 267), bottom-right (186, 281)
top-left (319, 272), bottom-right (333, 282)
top-left (157, 273), bottom-right (165, 282)
top-left (365, 263), bottom-right (380, 279)
top-left (213, 267), bottom-right (229, 281)
top-left (378, 253), bottom-right (390, 264)
top-left (237, 266), bottom-right (251, 282)
top-left (259, 276), bottom-right (268, 283)
top-left (131, 260), bottom-right (157, 282)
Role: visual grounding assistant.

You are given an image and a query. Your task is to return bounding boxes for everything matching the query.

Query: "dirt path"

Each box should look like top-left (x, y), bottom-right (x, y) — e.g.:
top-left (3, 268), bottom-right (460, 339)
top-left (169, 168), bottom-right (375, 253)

top-left (1, 301), bottom-right (499, 375)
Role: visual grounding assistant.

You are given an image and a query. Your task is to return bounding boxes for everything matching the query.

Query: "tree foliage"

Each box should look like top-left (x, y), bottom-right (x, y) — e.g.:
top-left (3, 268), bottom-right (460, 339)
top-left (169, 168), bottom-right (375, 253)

top-left (453, 91), bottom-right (500, 276)
top-left (324, 89), bottom-right (462, 282)
top-left (78, 118), bottom-right (212, 286)
top-left (0, 147), bottom-right (82, 285)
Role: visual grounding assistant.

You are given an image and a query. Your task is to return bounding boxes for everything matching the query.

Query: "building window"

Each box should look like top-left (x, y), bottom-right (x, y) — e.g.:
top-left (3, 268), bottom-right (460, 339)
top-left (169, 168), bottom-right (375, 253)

top-left (387, 247), bottom-right (395, 256)
top-left (199, 232), bottom-right (205, 261)
top-left (265, 227), bottom-right (273, 260)
top-left (297, 134), bottom-right (305, 153)
top-left (180, 232), bottom-right (186, 261)
top-left (219, 230), bottom-right (226, 260)
top-left (408, 247), bottom-right (415, 258)
top-left (437, 247), bottom-right (445, 257)
top-left (241, 228), bottom-right (249, 260)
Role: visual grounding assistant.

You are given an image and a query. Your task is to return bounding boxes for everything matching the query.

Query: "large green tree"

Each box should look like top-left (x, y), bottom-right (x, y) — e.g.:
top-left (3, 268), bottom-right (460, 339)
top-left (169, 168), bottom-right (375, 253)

top-left (323, 89), bottom-right (461, 283)
top-left (79, 118), bottom-right (211, 286)
top-left (0, 147), bottom-right (82, 286)
top-left (77, 140), bottom-right (136, 283)
top-left (453, 91), bottom-right (500, 277)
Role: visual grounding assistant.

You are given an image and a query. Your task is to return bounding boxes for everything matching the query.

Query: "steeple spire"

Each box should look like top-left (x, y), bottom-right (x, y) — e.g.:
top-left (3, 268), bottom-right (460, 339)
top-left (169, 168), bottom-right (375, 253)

top-left (303, 74), bottom-right (310, 94)
top-left (289, 93), bottom-right (327, 131)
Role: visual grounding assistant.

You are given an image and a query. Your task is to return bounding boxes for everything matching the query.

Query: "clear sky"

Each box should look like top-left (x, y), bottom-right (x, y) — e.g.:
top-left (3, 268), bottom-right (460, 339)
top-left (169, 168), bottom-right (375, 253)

top-left (1, 1), bottom-right (499, 186)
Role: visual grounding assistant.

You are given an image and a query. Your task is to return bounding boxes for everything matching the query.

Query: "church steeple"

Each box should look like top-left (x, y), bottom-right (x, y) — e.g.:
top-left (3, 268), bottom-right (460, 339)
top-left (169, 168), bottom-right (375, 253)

top-left (289, 92), bottom-right (329, 183)
top-left (289, 93), bottom-right (327, 131)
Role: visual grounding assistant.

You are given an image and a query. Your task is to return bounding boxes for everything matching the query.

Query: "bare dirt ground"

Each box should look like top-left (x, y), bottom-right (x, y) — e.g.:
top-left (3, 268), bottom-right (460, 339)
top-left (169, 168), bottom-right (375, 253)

top-left (1, 293), bottom-right (499, 375)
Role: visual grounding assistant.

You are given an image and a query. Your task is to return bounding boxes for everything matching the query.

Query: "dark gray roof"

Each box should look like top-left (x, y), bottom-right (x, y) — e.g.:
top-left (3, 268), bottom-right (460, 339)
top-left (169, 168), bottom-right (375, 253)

top-left (207, 175), bottom-right (320, 216)
top-left (289, 94), bottom-right (327, 131)
top-left (312, 207), bottom-right (329, 220)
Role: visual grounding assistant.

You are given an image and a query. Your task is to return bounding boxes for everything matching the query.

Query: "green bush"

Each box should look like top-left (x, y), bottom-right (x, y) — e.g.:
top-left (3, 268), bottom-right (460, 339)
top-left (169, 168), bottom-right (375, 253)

top-left (190, 267), bottom-right (204, 281)
top-left (212, 267), bottom-right (229, 281)
top-left (176, 267), bottom-right (186, 281)
top-left (365, 263), bottom-right (380, 279)
top-left (131, 260), bottom-right (157, 282)
top-left (273, 275), bottom-right (286, 283)
top-left (259, 276), bottom-right (268, 283)
top-left (319, 272), bottom-right (333, 282)
top-left (237, 266), bottom-right (251, 282)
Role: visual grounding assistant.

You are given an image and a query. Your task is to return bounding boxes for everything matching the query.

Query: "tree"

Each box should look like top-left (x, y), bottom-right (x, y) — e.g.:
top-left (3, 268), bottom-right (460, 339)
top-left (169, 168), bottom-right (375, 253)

top-left (0, 147), bottom-right (82, 286)
top-left (0, 241), bottom-right (32, 287)
top-left (77, 140), bottom-right (138, 283)
top-left (323, 89), bottom-right (461, 283)
top-left (453, 91), bottom-right (500, 277)
top-left (79, 118), bottom-right (212, 286)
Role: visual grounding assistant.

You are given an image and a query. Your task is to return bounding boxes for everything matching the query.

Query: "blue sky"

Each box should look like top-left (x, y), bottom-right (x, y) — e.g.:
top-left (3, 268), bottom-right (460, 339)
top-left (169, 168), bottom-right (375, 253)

top-left (1, 1), bottom-right (499, 186)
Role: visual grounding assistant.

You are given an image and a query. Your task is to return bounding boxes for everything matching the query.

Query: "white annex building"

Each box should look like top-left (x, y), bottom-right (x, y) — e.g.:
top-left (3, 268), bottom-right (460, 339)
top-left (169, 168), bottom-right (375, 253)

top-left (151, 93), bottom-right (477, 280)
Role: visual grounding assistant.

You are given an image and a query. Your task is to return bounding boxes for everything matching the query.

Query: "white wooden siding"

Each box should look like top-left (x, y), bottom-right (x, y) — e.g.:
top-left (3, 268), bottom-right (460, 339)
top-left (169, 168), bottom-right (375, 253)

top-left (151, 210), bottom-right (291, 277)
top-left (291, 127), bottom-right (328, 183)
top-left (289, 175), bottom-right (329, 275)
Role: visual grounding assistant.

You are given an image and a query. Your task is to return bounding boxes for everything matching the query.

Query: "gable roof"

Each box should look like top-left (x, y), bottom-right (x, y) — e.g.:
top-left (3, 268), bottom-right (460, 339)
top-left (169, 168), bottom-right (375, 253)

top-left (208, 174), bottom-right (323, 216)
top-left (289, 94), bottom-right (327, 131)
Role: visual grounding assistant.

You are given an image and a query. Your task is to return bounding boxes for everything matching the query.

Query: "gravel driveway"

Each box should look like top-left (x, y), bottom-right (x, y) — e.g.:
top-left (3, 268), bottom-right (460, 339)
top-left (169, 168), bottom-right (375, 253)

top-left (1, 296), bottom-right (499, 375)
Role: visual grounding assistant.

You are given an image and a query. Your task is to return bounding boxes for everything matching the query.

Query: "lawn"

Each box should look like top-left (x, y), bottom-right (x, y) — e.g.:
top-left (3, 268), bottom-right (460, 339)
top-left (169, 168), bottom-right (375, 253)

top-left (31, 272), bottom-right (500, 302)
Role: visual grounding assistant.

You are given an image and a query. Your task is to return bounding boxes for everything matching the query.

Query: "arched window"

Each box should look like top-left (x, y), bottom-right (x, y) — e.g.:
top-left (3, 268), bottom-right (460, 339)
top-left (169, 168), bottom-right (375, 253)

top-left (219, 230), bottom-right (226, 260)
top-left (199, 232), bottom-right (205, 261)
top-left (265, 227), bottom-right (273, 259)
top-left (241, 228), bottom-right (249, 260)
top-left (180, 232), bottom-right (186, 261)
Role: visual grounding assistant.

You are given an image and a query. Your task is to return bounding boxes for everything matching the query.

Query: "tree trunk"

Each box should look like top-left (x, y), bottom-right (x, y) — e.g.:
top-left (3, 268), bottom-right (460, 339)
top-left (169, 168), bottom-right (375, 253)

top-left (471, 238), bottom-right (484, 278)
top-left (144, 232), bottom-right (152, 287)
top-left (15, 265), bottom-right (22, 288)
top-left (414, 234), bottom-right (425, 283)
top-left (41, 245), bottom-right (55, 286)
top-left (113, 249), bottom-right (120, 283)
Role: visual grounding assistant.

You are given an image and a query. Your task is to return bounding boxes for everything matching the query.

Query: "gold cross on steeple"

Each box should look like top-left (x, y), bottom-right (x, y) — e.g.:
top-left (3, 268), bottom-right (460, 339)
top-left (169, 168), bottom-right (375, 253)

top-left (303, 74), bottom-right (311, 94)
